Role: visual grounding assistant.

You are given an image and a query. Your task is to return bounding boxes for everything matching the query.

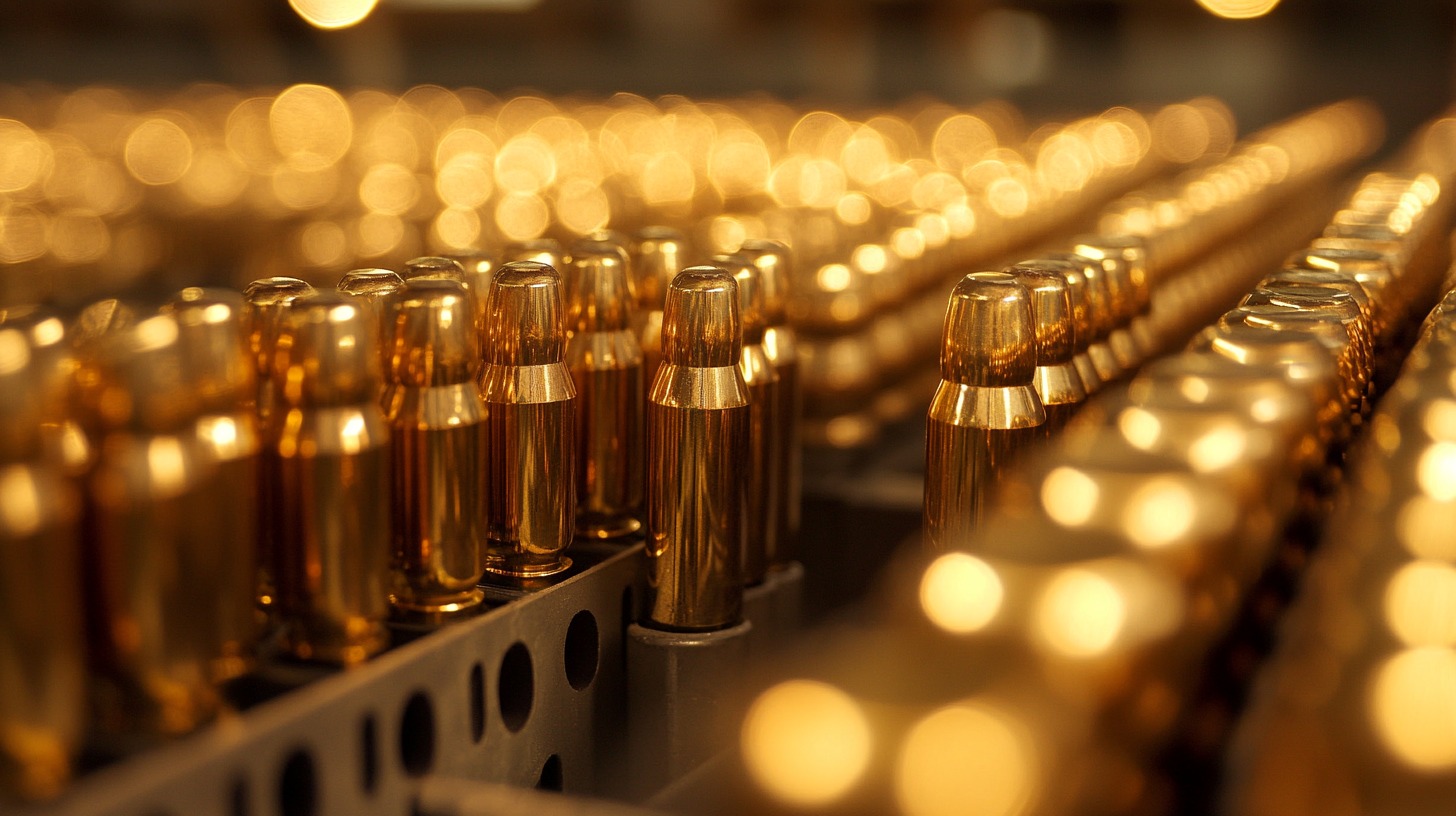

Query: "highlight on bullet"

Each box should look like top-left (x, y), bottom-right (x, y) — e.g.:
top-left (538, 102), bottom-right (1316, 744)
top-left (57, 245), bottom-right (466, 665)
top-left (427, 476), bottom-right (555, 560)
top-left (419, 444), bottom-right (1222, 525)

top-left (337, 268), bottom-right (406, 392)
top-left (631, 226), bottom-right (689, 384)
top-left (1005, 263), bottom-right (1086, 435)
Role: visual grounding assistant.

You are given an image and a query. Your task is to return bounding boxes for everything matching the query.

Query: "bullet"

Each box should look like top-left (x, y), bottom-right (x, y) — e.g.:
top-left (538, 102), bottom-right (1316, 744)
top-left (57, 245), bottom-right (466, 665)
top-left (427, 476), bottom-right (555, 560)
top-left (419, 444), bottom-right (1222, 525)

top-left (382, 279), bottom-right (487, 622)
top-left (404, 256), bottom-right (468, 286)
top-left (631, 227), bottom-right (689, 385)
top-left (923, 272), bottom-right (1045, 551)
top-left (338, 268), bottom-right (406, 385)
top-left (242, 276), bottom-right (314, 612)
top-left (69, 298), bottom-right (138, 352)
top-left (1023, 258), bottom-right (1101, 396)
top-left (1048, 251), bottom-right (1122, 384)
top-left (271, 293), bottom-right (391, 665)
top-left (0, 305), bottom-right (91, 478)
top-left (737, 238), bottom-right (802, 566)
top-left (715, 253), bottom-right (782, 587)
top-left (1074, 236), bottom-right (1152, 369)
top-left (0, 325), bottom-right (85, 800)
top-left (76, 314), bottom-right (220, 734)
top-left (439, 248), bottom-right (500, 359)
top-left (164, 288), bottom-right (261, 683)
top-left (1005, 263), bottom-right (1086, 436)
top-left (479, 262), bottom-right (577, 580)
top-left (504, 238), bottom-right (568, 272)
top-left (564, 240), bottom-right (644, 540)
top-left (644, 267), bottom-right (750, 630)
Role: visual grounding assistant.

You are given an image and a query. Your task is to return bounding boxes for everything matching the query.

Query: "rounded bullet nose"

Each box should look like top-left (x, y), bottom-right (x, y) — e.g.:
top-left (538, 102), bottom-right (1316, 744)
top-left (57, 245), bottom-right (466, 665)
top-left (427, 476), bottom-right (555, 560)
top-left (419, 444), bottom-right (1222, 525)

top-left (243, 276), bottom-right (314, 305)
top-left (84, 313), bottom-right (199, 432)
top-left (716, 254), bottom-right (768, 343)
top-left (940, 272), bottom-right (1037, 388)
top-left (565, 241), bottom-right (634, 333)
top-left (1200, 322), bottom-right (1342, 384)
top-left (485, 261), bottom-right (565, 366)
top-left (738, 239), bottom-right (793, 324)
top-left (1005, 267), bottom-right (1074, 366)
top-left (663, 266), bottom-right (741, 369)
top-left (1261, 270), bottom-right (1374, 308)
top-left (338, 268), bottom-right (405, 298)
top-left (390, 278), bottom-right (476, 386)
top-left (404, 256), bottom-right (467, 283)
top-left (71, 298), bottom-right (141, 350)
top-left (504, 238), bottom-right (567, 270)
top-left (165, 288), bottom-right (255, 414)
top-left (632, 226), bottom-right (689, 310)
top-left (279, 291), bottom-right (381, 406)
top-left (1015, 259), bottom-right (1092, 354)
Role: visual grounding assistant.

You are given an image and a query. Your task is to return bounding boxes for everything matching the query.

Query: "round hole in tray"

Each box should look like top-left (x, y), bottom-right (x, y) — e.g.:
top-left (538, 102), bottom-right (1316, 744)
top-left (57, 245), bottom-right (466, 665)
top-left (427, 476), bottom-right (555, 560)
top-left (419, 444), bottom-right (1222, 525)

top-left (498, 641), bottom-right (534, 733)
top-left (536, 754), bottom-right (563, 792)
top-left (399, 691), bottom-right (437, 777)
top-left (469, 661), bottom-right (486, 743)
top-left (278, 749), bottom-right (317, 816)
top-left (564, 610), bottom-right (599, 691)
top-left (360, 714), bottom-right (379, 794)
top-left (228, 775), bottom-right (249, 816)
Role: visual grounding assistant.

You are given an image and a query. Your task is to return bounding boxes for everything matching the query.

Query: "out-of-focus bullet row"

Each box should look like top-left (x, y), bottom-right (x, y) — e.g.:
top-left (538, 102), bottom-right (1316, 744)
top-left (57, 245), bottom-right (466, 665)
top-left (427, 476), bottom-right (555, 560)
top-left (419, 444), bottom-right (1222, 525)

top-left (0, 231), bottom-right (802, 800)
top-left (735, 112), bottom-right (1456, 815)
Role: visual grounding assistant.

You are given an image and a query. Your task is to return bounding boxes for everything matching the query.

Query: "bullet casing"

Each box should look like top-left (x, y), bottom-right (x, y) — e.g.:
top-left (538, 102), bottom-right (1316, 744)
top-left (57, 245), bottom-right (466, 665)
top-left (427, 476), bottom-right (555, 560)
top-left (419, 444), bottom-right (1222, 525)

top-left (1006, 264), bottom-right (1086, 438)
top-left (631, 227), bottom-right (689, 387)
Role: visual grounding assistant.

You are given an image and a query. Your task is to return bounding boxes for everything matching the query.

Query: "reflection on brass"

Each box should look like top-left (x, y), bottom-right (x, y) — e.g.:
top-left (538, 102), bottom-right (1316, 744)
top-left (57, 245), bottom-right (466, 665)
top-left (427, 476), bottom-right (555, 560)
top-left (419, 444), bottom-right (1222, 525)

top-left (0, 325), bottom-right (84, 800)
top-left (1032, 257), bottom-right (1102, 396)
top-left (631, 226), bottom-right (689, 386)
top-left (564, 240), bottom-right (644, 540)
top-left (338, 268), bottom-right (406, 384)
top-left (738, 239), bottom-right (802, 565)
top-left (1074, 236), bottom-right (1151, 369)
top-left (70, 298), bottom-right (138, 352)
top-left (404, 256), bottom-right (468, 284)
top-left (1005, 264), bottom-right (1085, 435)
top-left (272, 293), bottom-right (391, 665)
top-left (1050, 251), bottom-right (1121, 384)
top-left (503, 238), bottom-right (568, 272)
top-left (479, 262), bottom-right (577, 580)
top-left (645, 268), bottom-right (750, 630)
top-left (924, 272), bottom-right (1044, 551)
top-left (439, 248), bottom-right (500, 359)
top-left (165, 288), bottom-right (260, 682)
top-left (716, 254), bottom-right (782, 586)
top-left (0, 305), bottom-right (91, 478)
top-left (383, 279), bottom-right (486, 622)
top-left (77, 314), bottom-right (220, 734)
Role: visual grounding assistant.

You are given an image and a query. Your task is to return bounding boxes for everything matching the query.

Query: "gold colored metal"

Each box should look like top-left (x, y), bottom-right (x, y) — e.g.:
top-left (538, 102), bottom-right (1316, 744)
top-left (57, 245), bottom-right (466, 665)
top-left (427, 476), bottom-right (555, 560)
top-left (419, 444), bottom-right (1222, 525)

top-left (404, 255), bottom-right (468, 283)
top-left (503, 238), bottom-right (568, 272)
top-left (715, 253), bottom-right (782, 587)
top-left (0, 325), bottom-right (85, 800)
top-left (439, 249), bottom-right (500, 359)
top-left (382, 279), bottom-right (487, 622)
top-left (272, 292), bottom-right (391, 665)
top-left (631, 227), bottom-right (689, 385)
top-left (923, 272), bottom-right (1045, 551)
top-left (1025, 258), bottom-right (1101, 396)
top-left (738, 238), bottom-right (802, 566)
top-left (1049, 251), bottom-right (1121, 384)
top-left (69, 298), bottom-right (138, 351)
top-left (478, 262), bottom-right (577, 580)
top-left (165, 288), bottom-right (260, 682)
top-left (1074, 236), bottom-right (1151, 369)
top-left (1005, 264), bottom-right (1085, 436)
top-left (77, 314), bottom-right (220, 734)
top-left (338, 268), bottom-right (406, 383)
top-left (0, 305), bottom-right (91, 477)
top-left (645, 267), bottom-right (750, 630)
top-left (564, 240), bottom-right (644, 540)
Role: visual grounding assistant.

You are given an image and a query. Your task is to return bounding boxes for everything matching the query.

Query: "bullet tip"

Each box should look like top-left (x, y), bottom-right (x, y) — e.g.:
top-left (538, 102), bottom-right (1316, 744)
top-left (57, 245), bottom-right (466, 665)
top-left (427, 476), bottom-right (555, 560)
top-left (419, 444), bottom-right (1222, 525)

top-left (662, 266), bottom-right (740, 368)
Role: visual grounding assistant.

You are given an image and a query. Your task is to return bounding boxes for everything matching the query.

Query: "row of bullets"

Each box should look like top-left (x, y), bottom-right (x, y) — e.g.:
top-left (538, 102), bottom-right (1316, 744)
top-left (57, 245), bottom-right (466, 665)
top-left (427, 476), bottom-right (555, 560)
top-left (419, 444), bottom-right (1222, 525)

top-left (734, 112), bottom-right (1456, 814)
top-left (0, 230), bottom-right (801, 800)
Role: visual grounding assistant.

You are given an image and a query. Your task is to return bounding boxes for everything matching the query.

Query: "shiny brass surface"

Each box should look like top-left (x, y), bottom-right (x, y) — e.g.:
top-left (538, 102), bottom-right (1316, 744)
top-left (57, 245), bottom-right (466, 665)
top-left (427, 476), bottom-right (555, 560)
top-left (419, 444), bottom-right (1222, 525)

top-left (503, 238), bottom-right (568, 272)
top-left (0, 305), bottom-right (90, 477)
top-left (738, 238), bottom-right (802, 566)
top-left (716, 253), bottom-right (782, 587)
top-left (1074, 236), bottom-right (1151, 369)
top-left (272, 293), bottom-right (391, 665)
top-left (77, 315), bottom-right (220, 734)
top-left (645, 268), bottom-right (750, 630)
top-left (631, 226), bottom-right (689, 386)
top-left (165, 289), bottom-right (260, 682)
top-left (70, 298), bottom-right (138, 351)
top-left (0, 326), bottom-right (85, 801)
top-left (1025, 257), bottom-right (1101, 396)
top-left (924, 272), bottom-right (1045, 551)
top-left (404, 256), bottom-right (468, 284)
top-left (564, 241), bottom-right (644, 540)
top-left (337, 268), bottom-right (406, 382)
top-left (1049, 251), bottom-right (1121, 384)
top-left (439, 249), bottom-right (500, 358)
top-left (479, 262), bottom-right (577, 579)
top-left (383, 279), bottom-right (486, 622)
top-left (1005, 264), bottom-right (1085, 435)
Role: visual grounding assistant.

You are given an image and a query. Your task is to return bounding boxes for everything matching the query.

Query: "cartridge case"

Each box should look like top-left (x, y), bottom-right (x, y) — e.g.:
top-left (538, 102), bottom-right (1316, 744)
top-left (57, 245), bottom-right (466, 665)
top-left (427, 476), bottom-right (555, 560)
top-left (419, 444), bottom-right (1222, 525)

top-left (715, 253), bottom-right (782, 587)
top-left (0, 326), bottom-right (85, 801)
top-left (337, 268), bottom-right (405, 384)
top-left (77, 314), bottom-right (221, 734)
top-left (479, 262), bottom-right (577, 579)
top-left (564, 240), bottom-right (644, 539)
top-left (923, 272), bottom-right (1045, 551)
top-left (165, 288), bottom-right (260, 682)
top-left (737, 239), bottom-right (802, 565)
top-left (383, 279), bottom-right (486, 621)
top-left (271, 293), bottom-right (391, 664)
top-left (1050, 251), bottom-right (1121, 384)
top-left (645, 268), bottom-right (750, 630)
top-left (1005, 263), bottom-right (1085, 436)
top-left (631, 227), bottom-right (689, 385)
top-left (1033, 257), bottom-right (1101, 396)
top-left (1074, 236), bottom-right (1152, 368)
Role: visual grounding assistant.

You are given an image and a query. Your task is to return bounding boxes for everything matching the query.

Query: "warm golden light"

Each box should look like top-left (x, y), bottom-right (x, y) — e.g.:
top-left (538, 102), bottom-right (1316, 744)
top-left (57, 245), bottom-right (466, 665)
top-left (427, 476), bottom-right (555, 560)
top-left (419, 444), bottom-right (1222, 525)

top-left (124, 118), bottom-right (194, 186)
top-left (1122, 478), bottom-right (1201, 549)
top-left (1371, 647), bottom-right (1456, 770)
top-left (1041, 466), bottom-right (1099, 527)
top-left (1035, 567), bottom-right (1126, 658)
top-left (896, 701), bottom-right (1038, 816)
top-left (920, 553), bottom-right (1004, 634)
top-left (1195, 0), bottom-right (1281, 20)
top-left (742, 680), bottom-right (872, 808)
top-left (1417, 441), bottom-right (1456, 501)
top-left (1397, 496), bottom-right (1456, 561)
top-left (289, 0), bottom-right (379, 30)
top-left (1384, 561), bottom-right (1456, 647)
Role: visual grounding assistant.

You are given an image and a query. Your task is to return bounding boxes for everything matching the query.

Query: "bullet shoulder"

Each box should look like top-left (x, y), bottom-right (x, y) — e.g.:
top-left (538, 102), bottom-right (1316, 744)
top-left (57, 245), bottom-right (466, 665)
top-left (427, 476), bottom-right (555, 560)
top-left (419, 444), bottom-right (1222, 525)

top-left (927, 382), bottom-right (1045, 429)
top-left (648, 364), bottom-right (750, 410)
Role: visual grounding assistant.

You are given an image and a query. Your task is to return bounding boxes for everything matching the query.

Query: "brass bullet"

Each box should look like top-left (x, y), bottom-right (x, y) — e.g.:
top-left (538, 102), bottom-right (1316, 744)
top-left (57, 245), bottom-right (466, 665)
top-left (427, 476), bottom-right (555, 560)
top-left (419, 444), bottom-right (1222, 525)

top-left (631, 227), bottom-right (690, 385)
top-left (77, 314), bottom-right (220, 733)
top-left (69, 298), bottom-right (138, 351)
top-left (503, 237), bottom-right (568, 271)
top-left (479, 262), bottom-right (577, 580)
top-left (715, 253), bottom-right (782, 587)
top-left (0, 305), bottom-right (91, 478)
top-left (271, 293), bottom-right (391, 665)
top-left (737, 238), bottom-right (802, 566)
top-left (164, 288), bottom-right (261, 683)
top-left (0, 325), bottom-right (85, 800)
top-left (1005, 264), bottom-right (1086, 436)
top-left (382, 279), bottom-right (487, 622)
top-left (242, 277), bottom-right (314, 612)
top-left (337, 268), bottom-right (406, 383)
top-left (1074, 236), bottom-right (1152, 369)
top-left (404, 255), bottom-right (468, 285)
top-left (564, 240), bottom-right (644, 540)
top-left (644, 267), bottom-right (750, 630)
top-left (923, 272), bottom-right (1045, 551)
top-left (1024, 258), bottom-right (1101, 396)
top-left (439, 248), bottom-right (500, 359)
top-left (1047, 251), bottom-right (1121, 384)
